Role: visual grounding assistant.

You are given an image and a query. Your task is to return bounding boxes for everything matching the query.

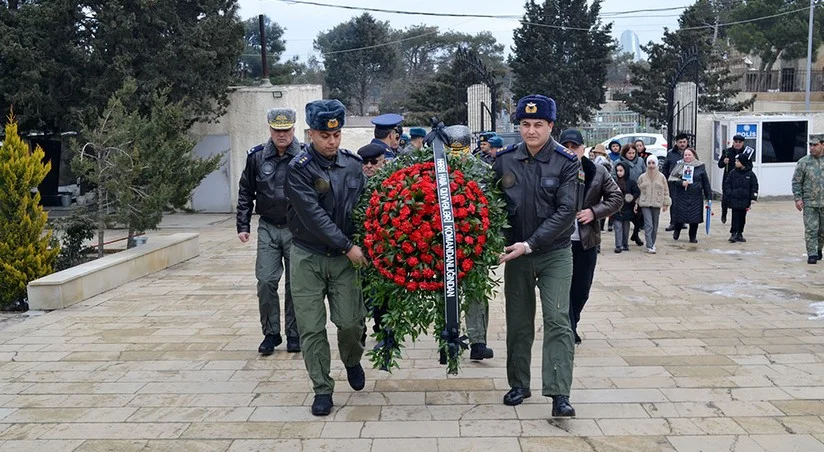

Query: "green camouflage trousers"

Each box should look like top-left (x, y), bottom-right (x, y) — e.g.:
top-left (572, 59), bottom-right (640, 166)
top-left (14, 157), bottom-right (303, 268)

top-left (290, 245), bottom-right (366, 395)
top-left (803, 206), bottom-right (824, 256)
top-left (504, 246), bottom-right (575, 397)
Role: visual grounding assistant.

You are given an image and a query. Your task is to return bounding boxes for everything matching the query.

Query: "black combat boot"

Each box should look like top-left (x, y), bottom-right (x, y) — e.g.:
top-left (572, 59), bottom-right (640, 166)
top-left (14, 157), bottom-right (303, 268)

top-left (286, 336), bottom-right (301, 353)
top-left (311, 394), bottom-right (333, 416)
top-left (469, 343), bottom-right (494, 360)
top-left (503, 388), bottom-right (531, 406)
top-left (551, 395), bottom-right (576, 417)
top-left (809, 256), bottom-right (818, 265)
top-left (258, 334), bottom-right (282, 356)
top-left (728, 233), bottom-right (737, 243)
top-left (345, 363), bottom-right (365, 391)
top-left (736, 233), bottom-right (746, 243)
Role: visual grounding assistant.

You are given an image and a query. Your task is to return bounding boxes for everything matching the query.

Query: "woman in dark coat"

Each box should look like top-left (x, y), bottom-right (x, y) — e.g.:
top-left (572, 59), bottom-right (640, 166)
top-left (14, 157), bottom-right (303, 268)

top-left (612, 161), bottom-right (640, 253)
top-left (668, 148), bottom-right (712, 243)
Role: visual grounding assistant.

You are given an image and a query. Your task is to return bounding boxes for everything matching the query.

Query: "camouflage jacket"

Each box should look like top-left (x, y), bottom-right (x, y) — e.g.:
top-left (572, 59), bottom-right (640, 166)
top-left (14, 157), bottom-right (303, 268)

top-left (792, 155), bottom-right (824, 206)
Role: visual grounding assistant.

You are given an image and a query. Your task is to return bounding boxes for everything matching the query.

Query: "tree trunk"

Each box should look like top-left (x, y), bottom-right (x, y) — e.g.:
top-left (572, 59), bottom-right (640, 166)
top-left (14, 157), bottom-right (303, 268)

top-left (97, 218), bottom-right (105, 258)
top-left (127, 227), bottom-right (135, 249)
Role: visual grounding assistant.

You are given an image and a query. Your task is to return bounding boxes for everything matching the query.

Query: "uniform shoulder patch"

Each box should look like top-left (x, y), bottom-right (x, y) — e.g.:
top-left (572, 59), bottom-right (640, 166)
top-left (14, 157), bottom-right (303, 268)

top-left (247, 144), bottom-right (264, 155)
top-left (496, 143), bottom-right (518, 157)
top-left (289, 150), bottom-right (313, 168)
top-left (340, 148), bottom-right (362, 161)
top-left (554, 143), bottom-right (577, 161)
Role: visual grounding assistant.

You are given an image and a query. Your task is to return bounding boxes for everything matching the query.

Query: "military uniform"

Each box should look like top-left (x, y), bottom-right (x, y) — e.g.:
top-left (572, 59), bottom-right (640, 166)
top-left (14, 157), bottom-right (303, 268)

top-left (494, 95), bottom-right (582, 417)
top-left (286, 99), bottom-right (367, 416)
top-left (237, 108), bottom-right (302, 354)
top-left (370, 113), bottom-right (404, 159)
top-left (792, 134), bottom-right (824, 263)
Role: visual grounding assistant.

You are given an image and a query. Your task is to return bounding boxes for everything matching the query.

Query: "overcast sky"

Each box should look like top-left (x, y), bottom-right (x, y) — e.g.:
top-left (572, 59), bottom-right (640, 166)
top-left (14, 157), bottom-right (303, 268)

top-left (237, 0), bottom-right (696, 62)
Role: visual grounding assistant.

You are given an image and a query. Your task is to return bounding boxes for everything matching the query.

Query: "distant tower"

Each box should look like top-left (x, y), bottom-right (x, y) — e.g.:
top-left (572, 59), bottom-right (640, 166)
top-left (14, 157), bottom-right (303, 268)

top-left (619, 30), bottom-right (642, 61)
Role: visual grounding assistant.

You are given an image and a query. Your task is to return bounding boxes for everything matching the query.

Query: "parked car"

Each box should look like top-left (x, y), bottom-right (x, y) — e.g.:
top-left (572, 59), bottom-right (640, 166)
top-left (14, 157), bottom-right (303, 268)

top-left (587, 133), bottom-right (668, 161)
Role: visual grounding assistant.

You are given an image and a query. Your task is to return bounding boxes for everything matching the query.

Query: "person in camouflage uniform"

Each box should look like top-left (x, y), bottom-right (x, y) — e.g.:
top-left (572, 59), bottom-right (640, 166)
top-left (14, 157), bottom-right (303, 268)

top-left (792, 133), bottom-right (824, 264)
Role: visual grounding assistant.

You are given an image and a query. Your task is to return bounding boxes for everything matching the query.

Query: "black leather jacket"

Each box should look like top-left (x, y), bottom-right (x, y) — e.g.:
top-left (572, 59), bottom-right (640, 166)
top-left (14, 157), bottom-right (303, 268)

top-left (285, 145), bottom-right (366, 256)
top-left (493, 138), bottom-right (583, 254)
top-left (236, 138), bottom-right (302, 233)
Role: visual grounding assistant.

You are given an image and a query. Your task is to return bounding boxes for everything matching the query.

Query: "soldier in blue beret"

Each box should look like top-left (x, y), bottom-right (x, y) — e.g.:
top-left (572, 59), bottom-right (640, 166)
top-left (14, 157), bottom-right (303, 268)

top-left (286, 99), bottom-right (368, 416)
top-left (237, 108), bottom-right (302, 356)
top-left (370, 113), bottom-right (404, 159)
top-left (494, 94), bottom-right (582, 418)
top-left (478, 136), bottom-right (503, 165)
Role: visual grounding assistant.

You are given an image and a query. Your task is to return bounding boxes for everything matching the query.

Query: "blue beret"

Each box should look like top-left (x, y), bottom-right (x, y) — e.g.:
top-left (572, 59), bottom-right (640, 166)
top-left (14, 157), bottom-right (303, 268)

top-left (489, 136), bottom-right (503, 148)
top-left (514, 94), bottom-right (556, 122)
top-left (357, 143), bottom-right (385, 159)
top-left (305, 99), bottom-right (346, 131)
top-left (409, 127), bottom-right (426, 139)
top-left (371, 113), bottom-right (404, 130)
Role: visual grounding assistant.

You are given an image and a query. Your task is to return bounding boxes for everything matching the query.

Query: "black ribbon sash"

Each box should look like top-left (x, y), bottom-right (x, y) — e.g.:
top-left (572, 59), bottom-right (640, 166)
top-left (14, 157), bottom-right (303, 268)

top-left (431, 133), bottom-right (465, 364)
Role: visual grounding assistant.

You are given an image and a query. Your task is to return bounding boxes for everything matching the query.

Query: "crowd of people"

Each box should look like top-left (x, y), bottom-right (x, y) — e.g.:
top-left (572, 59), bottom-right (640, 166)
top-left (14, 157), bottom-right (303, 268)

top-left (233, 94), bottom-right (824, 419)
top-left (586, 133), bottom-right (761, 253)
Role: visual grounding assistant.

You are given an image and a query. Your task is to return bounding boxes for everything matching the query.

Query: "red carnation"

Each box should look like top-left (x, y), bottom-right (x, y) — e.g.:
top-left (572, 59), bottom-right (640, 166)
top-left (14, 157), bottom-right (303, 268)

top-left (407, 256), bottom-right (419, 267)
top-left (462, 259), bottom-right (474, 272)
top-left (394, 276), bottom-right (405, 286)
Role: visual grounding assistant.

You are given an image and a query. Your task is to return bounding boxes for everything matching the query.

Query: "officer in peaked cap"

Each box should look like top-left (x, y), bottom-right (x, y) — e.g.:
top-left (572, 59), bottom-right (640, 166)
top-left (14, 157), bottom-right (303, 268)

top-left (493, 94), bottom-right (581, 418)
top-left (285, 99), bottom-right (368, 417)
top-left (370, 113), bottom-right (404, 159)
top-left (237, 108), bottom-right (302, 356)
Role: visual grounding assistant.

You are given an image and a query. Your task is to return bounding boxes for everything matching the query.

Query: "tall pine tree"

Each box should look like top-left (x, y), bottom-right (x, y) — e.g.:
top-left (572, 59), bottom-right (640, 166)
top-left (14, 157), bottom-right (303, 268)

top-left (623, 0), bottom-right (753, 128)
top-left (509, 0), bottom-right (613, 130)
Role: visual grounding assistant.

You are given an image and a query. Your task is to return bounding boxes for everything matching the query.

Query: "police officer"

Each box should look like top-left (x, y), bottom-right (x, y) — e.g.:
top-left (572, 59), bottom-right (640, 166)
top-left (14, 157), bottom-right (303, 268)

top-left (792, 133), bottom-right (824, 264)
top-left (494, 94), bottom-right (581, 417)
top-left (370, 113), bottom-right (404, 159)
top-left (286, 99), bottom-right (368, 416)
top-left (719, 134), bottom-right (755, 224)
top-left (399, 133), bottom-right (410, 150)
top-left (237, 108), bottom-right (302, 356)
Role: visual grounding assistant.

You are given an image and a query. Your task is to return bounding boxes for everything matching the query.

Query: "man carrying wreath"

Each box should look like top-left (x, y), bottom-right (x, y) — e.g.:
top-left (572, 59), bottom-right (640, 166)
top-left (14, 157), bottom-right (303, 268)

top-left (493, 94), bottom-right (582, 417)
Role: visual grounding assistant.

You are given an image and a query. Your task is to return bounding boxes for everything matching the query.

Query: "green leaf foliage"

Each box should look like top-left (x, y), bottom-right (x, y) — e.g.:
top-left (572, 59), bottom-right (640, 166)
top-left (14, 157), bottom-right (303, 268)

top-left (0, 1), bottom-right (244, 134)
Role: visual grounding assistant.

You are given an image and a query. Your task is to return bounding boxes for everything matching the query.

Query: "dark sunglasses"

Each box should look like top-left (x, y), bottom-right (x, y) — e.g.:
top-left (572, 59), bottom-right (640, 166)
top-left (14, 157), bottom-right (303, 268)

top-left (363, 158), bottom-right (381, 166)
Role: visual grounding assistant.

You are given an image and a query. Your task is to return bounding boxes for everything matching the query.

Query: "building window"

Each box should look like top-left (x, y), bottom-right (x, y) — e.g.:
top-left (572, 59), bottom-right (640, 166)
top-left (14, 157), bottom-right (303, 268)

top-left (761, 121), bottom-right (808, 163)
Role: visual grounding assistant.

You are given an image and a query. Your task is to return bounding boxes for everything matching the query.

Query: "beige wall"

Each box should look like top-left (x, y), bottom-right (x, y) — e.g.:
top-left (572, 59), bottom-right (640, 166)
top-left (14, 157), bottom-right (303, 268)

top-left (190, 84), bottom-right (323, 209)
top-left (734, 91), bottom-right (824, 113)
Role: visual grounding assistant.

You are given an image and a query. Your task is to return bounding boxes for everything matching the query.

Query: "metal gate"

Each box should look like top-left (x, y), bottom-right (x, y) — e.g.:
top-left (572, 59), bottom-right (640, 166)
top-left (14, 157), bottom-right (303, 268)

top-left (666, 47), bottom-right (700, 148)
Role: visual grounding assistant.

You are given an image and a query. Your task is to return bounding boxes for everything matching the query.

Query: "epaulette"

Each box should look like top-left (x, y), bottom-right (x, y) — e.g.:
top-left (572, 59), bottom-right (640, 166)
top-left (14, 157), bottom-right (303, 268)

top-left (554, 143), bottom-right (577, 161)
top-left (247, 144), bottom-right (264, 155)
top-left (341, 148), bottom-right (362, 161)
top-left (290, 150), bottom-right (313, 168)
top-left (496, 143), bottom-right (518, 156)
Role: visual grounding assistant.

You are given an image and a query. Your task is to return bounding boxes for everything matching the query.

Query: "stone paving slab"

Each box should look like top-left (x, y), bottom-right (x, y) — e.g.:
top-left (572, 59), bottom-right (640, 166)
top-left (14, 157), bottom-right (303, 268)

top-left (1, 202), bottom-right (823, 451)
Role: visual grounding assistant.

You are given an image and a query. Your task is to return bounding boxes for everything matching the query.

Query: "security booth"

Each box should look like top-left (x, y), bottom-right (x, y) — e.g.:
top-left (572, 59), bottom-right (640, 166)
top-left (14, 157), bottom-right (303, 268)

top-left (711, 115), bottom-right (812, 196)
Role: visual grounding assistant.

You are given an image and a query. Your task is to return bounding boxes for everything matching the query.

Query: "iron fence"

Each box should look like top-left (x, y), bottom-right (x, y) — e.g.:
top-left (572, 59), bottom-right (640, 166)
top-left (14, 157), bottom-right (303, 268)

top-left (731, 68), bottom-right (824, 93)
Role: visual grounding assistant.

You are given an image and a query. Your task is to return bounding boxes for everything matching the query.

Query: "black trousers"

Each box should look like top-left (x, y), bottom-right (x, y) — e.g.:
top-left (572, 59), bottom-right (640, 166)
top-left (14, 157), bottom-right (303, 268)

top-left (674, 223), bottom-right (699, 241)
top-left (730, 208), bottom-right (747, 234)
top-left (569, 240), bottom-right (598, 343)
top-left (631, 210), bottom-right (644, 239)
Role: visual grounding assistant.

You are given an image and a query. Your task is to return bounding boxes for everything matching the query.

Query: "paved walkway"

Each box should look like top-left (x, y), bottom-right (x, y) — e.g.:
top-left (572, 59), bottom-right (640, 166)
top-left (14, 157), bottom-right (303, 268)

top-left (1, 203), bottom-right (823, 451)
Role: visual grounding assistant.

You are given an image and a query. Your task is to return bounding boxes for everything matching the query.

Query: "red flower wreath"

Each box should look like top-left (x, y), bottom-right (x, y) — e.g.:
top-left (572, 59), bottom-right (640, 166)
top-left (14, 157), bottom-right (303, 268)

top-left (362, 162), bottom-right (491, 292)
